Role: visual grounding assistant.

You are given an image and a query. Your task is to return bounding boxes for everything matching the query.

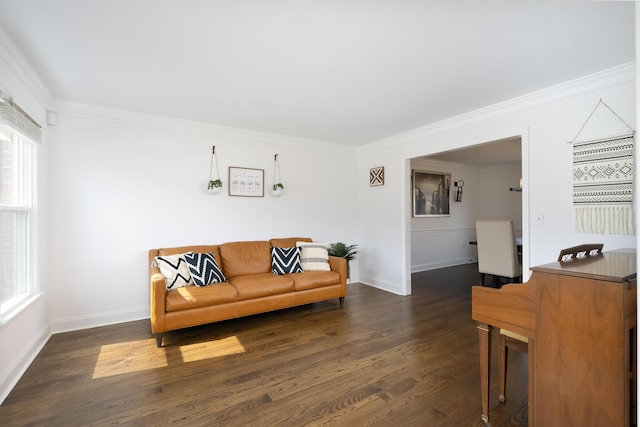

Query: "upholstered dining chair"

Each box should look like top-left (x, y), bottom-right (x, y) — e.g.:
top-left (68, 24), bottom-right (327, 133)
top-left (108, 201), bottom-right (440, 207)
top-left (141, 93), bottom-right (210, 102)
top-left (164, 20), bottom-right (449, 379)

top-left (475, 220), bottom-right (522, 287)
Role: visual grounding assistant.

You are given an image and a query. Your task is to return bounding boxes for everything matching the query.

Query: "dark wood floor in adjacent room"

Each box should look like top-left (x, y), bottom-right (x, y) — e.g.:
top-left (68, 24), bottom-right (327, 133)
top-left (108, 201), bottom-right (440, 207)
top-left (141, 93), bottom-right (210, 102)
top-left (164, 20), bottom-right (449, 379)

top-left (0, 264), bottom-right (528, 427)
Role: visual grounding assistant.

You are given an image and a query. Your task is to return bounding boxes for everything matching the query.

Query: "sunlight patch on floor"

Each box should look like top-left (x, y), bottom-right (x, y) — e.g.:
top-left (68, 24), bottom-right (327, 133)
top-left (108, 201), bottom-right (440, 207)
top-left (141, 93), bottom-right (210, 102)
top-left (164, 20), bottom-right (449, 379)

top-left (93, 338), bottom-right (168, 378)
top-left (179, 335), bottom-right (246, 362)
top-left (92, 336), bottom-right (246, 378)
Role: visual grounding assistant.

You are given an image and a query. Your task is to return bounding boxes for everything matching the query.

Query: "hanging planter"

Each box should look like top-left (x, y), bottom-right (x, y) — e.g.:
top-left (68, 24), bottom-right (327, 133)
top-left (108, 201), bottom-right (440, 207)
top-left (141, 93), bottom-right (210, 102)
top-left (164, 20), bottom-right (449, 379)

top-left (272, 183), bottom-right (284, 197)
top-left (272, 153), bottom-right (284, 197)
top-left (207, 146), bottom-right (223, 195)
top-left (208, 179), bottom-right (222, 194)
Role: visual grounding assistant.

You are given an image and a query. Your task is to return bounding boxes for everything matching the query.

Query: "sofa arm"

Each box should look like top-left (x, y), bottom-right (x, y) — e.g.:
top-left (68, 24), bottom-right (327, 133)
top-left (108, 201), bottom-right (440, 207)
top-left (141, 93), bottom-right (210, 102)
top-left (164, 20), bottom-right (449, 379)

top-left (148, 249), bottom-right (167, 334)
top-left (328, 256), bottom-right (348, 290)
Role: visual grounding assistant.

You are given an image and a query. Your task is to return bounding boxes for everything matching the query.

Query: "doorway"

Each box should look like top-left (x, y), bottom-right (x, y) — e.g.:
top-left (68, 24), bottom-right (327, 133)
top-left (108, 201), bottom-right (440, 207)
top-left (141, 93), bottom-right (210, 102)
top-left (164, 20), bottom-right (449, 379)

top-left (405, 135), bottom-right (527, 295)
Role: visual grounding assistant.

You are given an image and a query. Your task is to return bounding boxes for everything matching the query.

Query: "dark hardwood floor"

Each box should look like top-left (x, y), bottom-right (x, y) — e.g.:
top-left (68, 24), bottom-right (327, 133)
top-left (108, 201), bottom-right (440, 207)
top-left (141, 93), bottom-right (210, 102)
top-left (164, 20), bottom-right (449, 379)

top-left (0, 264), bottom-right (528, 426)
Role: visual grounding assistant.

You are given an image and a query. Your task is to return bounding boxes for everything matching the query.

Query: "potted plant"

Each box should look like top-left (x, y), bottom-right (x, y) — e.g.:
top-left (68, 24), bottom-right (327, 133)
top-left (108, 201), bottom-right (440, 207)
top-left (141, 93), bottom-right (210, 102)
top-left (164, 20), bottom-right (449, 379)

top-left (208, 179), bottom-right (223, 194)
top-left (328, 242), bottom-right (358, 282)
top-left (271, 153), bottom-right (285, 197)
top-left (272, 182), bottom-right (284, 197)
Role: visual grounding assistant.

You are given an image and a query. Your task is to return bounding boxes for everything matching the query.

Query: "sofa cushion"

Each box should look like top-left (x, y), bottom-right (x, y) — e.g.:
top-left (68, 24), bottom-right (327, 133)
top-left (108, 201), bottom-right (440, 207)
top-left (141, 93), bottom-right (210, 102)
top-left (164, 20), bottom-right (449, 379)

top-left (184, 252), bottom-right (227, 286)
top-left (153, 254), bottom-right (194, 290)
top-left (297, 242), bottom-right (331, 271)
top-left (165, 283), bottom-right (238, 312)
top-left (227, 273), bottom-right (295, 300)
top-left (271, 247), bottom-right (303, 275)
top-left (290, 270), bottom-right (341, 291)
top-left (159, 245), bottom-right (221, 261)
top-left (220, 241), bottom-right (271, 277)
top-left (269, 237), bottom-right (312, 248)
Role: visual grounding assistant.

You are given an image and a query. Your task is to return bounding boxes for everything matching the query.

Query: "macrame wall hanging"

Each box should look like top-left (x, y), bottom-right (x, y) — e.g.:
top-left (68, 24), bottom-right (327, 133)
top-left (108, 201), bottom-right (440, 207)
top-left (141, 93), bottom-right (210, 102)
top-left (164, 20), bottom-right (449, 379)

top-left (570, 99), bottom-right (635, 235)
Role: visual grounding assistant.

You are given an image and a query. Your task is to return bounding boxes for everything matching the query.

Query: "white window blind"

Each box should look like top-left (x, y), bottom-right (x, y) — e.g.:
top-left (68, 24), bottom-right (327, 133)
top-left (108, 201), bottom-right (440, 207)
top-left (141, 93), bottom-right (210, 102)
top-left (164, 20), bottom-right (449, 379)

top-left (0, 90), bottom-right (40, 319)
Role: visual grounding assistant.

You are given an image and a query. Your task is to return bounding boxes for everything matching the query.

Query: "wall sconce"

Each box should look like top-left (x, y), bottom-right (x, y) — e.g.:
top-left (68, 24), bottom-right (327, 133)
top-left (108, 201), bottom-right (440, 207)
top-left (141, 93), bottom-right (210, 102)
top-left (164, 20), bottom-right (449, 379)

top-left (454, 180), bottom-right (464, 202)
top-left (509, 178), bottom-right (523, 192)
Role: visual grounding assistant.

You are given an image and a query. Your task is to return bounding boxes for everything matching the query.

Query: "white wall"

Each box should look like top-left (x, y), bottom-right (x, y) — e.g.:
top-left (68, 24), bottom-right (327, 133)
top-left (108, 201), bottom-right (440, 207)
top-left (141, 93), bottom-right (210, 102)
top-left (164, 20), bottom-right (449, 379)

top-left (46, 107), bottom-right (359, 332)
top-left (358, 63), bottom-right (636, 296)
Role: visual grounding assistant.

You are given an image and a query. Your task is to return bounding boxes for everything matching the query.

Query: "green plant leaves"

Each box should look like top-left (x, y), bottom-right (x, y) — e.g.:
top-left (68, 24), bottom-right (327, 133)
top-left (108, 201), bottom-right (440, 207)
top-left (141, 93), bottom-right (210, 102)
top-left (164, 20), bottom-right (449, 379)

top-left (328, 242), bottom-right (358, 261)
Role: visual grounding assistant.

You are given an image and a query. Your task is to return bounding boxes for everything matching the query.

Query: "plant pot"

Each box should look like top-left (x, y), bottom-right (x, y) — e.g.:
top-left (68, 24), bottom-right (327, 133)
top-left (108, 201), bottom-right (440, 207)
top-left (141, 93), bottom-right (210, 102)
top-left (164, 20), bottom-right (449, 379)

top-left (272, 188), bottom-right (283, 197)
top-left (208, 186), bottom-right (222, 195)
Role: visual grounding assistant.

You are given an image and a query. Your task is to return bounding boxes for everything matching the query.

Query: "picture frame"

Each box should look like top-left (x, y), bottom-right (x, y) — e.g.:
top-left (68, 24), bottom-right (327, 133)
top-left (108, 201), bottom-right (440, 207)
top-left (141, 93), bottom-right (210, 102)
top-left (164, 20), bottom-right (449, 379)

top-left (229, 167), bottom-right (264, 197)
top-left (412, 169), bottom-right (451, 217)
top-left (370, 166), bottom-right (385, 186)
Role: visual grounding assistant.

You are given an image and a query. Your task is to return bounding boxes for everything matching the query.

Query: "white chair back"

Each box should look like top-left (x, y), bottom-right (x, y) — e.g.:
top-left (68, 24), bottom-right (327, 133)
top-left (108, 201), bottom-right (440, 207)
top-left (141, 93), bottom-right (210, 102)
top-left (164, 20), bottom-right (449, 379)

top-left (475, 220), bottom-right (521, 279)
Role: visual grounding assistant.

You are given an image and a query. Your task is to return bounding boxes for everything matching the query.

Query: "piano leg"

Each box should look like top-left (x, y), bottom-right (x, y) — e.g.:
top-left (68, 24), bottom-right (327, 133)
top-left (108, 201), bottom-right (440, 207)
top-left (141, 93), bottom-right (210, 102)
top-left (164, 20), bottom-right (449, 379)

top-left (478, 323), bottom-right (493, 425)
top-left (498, 333), bottom-right (507, 403)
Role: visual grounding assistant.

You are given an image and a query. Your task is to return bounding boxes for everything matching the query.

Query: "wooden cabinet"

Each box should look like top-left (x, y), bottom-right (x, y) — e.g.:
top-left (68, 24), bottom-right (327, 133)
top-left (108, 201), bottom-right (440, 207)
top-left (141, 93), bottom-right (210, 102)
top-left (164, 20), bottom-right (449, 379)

top-left (472, 249), bottom-right (637, 426)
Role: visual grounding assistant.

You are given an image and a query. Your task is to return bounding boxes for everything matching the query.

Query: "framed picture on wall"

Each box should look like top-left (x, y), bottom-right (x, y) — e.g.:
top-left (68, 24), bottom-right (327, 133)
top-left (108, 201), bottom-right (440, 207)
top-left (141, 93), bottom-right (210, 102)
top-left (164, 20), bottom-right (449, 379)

top-left (229, 167), bottom-right (264, 197)
top-left (370, 166), bottom-right (384, 186)
top-left (412, 169), bottom-right (451, 217)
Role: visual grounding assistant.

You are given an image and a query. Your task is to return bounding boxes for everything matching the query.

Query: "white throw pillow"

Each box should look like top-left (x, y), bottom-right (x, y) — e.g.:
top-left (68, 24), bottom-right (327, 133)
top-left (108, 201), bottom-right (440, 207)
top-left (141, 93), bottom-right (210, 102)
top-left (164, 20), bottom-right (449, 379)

top-left (296, 242), bottom-right (331, 271)
top-left (153, 254), bottom-right (195, 290)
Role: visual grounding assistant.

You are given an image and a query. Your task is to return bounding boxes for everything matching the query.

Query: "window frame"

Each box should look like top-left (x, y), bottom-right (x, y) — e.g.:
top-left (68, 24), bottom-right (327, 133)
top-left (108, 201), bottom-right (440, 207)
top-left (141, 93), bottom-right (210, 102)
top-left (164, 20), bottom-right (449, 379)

top-left (0, 122), bottom-right (39, 323)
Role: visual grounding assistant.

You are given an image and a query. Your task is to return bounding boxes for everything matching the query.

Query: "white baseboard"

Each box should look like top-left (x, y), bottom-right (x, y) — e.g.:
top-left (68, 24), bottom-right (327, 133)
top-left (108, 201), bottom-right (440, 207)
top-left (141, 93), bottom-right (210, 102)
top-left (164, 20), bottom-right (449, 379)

top-left (411, 258), bottom-right (475, 273)
top-left (0, 324), bottom-right (50, 406)
top-left (50, 307), bottom-right (149, 334)
top-left (358, 276), bottom-right (405, 295)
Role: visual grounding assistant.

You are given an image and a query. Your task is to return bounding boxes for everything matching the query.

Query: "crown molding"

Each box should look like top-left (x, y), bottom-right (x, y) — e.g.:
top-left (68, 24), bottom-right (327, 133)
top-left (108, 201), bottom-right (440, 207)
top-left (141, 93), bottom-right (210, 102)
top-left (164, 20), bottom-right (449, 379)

top-left (359, 62), bottom-right (636, 154)
top-left (0, 24), bottom-right (52, 108)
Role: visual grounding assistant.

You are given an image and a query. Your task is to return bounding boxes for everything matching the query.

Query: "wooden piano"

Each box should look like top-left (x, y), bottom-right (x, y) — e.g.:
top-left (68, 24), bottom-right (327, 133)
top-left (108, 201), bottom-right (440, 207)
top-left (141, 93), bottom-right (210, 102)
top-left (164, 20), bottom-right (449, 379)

top-left (472, 249), bottom-right (637, 426)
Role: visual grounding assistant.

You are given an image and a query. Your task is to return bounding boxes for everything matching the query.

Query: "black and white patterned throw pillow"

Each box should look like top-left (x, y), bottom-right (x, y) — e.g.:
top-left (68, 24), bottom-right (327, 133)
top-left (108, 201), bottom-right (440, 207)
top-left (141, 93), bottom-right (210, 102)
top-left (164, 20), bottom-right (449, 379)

top-left (184, 252), bottom-right (227, 287)
top-left (271, 247), bottom-right (303, 275)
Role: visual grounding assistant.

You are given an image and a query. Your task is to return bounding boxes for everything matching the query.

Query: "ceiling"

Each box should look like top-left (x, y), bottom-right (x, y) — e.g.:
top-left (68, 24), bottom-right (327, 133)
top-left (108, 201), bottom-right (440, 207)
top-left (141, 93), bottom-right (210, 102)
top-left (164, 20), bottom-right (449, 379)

top-left (426, 137), bottom-right (521, 167)
top-left (0, 1), bottom-right (634, 146)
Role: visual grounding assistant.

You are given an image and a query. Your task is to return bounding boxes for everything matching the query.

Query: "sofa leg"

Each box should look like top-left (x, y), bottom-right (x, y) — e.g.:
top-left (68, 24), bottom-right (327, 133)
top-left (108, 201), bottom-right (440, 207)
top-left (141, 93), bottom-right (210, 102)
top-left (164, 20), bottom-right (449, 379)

top-left (155, 333), bottom-right (164, 348)
top-left (339, 297), bottom-right (344, 308)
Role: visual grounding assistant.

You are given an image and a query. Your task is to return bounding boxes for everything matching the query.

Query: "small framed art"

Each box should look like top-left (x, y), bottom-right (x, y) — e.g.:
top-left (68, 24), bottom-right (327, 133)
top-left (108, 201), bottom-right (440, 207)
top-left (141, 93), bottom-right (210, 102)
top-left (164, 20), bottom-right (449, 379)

top-left (229, 167), bottom-right (264, 197)
top-left (370, 166), bottom-right (384, 186)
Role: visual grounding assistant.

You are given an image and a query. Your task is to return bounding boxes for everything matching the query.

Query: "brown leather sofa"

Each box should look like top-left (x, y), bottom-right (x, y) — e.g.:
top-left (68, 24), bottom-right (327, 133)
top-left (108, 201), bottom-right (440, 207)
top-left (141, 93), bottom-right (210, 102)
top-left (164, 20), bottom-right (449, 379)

top-left (149, 237), bottom-right (347, 346)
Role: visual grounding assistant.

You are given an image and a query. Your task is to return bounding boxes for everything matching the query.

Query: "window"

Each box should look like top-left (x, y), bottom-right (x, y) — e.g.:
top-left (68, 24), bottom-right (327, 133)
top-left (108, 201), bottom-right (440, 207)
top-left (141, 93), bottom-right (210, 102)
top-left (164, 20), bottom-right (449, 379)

top-left (0, 93), bottom-right (40, 319)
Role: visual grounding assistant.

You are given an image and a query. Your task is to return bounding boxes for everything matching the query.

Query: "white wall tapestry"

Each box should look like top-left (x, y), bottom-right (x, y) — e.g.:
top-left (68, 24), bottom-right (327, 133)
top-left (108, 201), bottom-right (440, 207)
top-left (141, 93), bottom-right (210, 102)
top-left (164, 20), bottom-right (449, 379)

top-left (571, 99), bottom-right (635, 235)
